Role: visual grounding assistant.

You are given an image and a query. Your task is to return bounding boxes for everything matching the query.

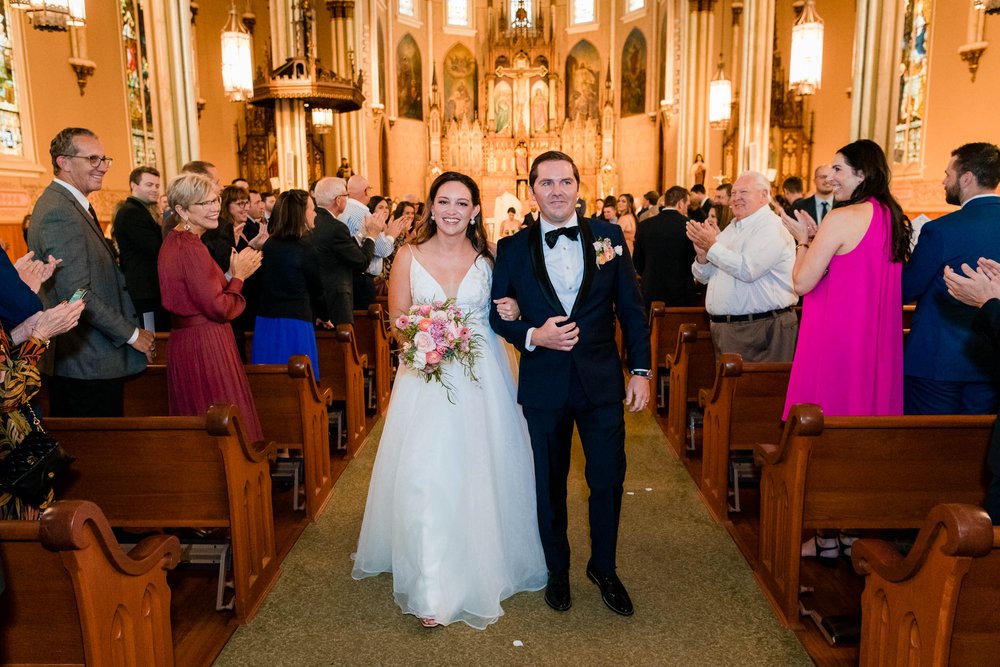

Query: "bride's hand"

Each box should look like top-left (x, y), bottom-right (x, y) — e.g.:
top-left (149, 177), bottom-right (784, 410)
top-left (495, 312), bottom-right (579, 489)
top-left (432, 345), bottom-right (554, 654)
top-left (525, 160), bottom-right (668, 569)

top-left (493, 297), bottom-right (520, 321)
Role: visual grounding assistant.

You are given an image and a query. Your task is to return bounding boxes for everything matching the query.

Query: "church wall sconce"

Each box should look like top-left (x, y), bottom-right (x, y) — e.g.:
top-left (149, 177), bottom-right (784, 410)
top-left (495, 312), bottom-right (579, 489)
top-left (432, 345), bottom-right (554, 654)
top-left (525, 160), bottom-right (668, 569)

top-left (789, 0), bottom-right (823, 95)
top-left (709, 59), bottom-right (732, 130)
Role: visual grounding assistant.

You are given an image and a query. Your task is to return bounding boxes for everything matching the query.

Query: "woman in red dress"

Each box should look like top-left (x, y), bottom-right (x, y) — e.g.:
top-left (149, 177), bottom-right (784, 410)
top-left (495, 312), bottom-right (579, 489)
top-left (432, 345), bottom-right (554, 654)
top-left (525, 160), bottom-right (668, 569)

top-left (158, 173), bottom-right (264, 441)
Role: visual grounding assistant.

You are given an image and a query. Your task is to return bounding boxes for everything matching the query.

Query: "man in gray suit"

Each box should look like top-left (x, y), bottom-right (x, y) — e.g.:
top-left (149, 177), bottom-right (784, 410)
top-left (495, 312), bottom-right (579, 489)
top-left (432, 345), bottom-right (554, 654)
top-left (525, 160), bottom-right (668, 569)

top-left (28, 127), bottom-right (153, 417)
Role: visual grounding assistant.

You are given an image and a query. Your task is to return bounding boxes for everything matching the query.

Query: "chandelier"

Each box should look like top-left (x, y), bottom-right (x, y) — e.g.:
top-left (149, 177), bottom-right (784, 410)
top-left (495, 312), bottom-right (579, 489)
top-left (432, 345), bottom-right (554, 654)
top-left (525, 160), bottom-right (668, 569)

top-left (512, 0), bottom-right (530, 29)
top-left (708, 57), bottom-right (732, 130)
top-left (789, 0), bottom-right (824, 95)
top-left (221, 2), bottom-right (254, 102)
top-left (310, 107), bottom-right (333, 134)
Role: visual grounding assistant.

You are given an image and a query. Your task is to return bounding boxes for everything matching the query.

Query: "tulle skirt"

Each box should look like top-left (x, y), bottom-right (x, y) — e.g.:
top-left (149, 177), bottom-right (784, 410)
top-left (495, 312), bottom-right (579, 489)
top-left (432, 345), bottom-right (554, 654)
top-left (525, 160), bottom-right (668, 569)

top-left (250, 316), bottom-right (320, 381)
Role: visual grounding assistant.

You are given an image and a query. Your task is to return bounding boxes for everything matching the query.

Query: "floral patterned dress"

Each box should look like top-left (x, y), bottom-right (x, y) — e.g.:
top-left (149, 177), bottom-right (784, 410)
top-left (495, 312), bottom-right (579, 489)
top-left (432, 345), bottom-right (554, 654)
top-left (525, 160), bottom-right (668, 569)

top-left (0, 325), bottom-right (48, 519)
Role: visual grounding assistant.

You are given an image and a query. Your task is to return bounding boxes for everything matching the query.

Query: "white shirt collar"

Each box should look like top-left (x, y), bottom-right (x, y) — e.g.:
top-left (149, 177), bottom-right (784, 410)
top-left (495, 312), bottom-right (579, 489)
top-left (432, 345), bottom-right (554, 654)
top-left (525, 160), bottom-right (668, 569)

top-left (731, 204), bottom-right (775, 228)
top-left (962, 193), bottom-right (1000, 208)
top-left (53, 178), bottom-right (92, 211)
top-left (539, 215), bottom-right (579, 234)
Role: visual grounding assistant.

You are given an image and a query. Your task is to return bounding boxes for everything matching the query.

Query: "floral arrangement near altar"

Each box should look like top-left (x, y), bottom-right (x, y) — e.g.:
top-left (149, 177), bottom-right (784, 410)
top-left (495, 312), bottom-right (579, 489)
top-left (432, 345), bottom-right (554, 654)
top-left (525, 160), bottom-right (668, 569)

top-left (395, 299), bottom-right (482, 399)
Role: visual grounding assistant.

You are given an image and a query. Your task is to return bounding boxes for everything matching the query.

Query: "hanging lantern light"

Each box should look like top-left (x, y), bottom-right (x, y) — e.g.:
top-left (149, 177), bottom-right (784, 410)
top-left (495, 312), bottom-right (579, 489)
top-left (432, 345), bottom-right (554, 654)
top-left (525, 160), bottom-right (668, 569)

top-left (26, 0), bottom-right (71, 31)
top-left (220, 2), bottom-right (254, 102)
top-left (67, 0), bottom-right (85, 26)
top-left (311, 107), bottom-right (333, 134)
top-left (708, 58), bottom-right (732, 130)
top-left (789, 0), bottom-right (824, 95)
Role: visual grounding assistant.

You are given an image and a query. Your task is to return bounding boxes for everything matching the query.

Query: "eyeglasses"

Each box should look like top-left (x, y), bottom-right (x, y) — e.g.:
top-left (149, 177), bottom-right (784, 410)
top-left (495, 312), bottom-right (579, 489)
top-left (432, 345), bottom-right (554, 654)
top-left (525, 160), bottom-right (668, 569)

top-left (192, 197), bottom-right (222, 208)
top-left (233, 200), bottom-right (250, 208)
top-left (60, 154), bottom-right (113, 168)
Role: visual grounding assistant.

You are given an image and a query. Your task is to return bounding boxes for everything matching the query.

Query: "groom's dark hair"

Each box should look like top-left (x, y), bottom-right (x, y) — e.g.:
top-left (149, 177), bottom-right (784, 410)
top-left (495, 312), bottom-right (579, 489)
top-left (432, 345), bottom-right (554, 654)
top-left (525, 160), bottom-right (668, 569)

top-left (528, 151), bottom-right (580, 188)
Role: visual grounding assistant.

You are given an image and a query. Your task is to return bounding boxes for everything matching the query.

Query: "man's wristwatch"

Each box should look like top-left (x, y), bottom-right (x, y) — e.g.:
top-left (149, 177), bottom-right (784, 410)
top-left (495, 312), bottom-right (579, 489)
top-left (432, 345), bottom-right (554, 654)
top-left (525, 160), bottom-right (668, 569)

top-left (630, 369), bottom-right (651, 379)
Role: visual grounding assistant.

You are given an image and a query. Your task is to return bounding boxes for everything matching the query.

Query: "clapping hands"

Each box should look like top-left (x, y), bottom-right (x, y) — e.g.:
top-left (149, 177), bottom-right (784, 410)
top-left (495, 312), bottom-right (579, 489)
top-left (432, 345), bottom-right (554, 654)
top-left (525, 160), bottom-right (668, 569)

top-left (779, 209), bottom-right (818, 246)
top-left (943, 257), bottom-right (1000, 308)
top-left (14, 251), bottom-right (61, 293)
top-left (686, 218), bottom-right (721, 254)
top-left (229, 247), bottom-right (263, 280)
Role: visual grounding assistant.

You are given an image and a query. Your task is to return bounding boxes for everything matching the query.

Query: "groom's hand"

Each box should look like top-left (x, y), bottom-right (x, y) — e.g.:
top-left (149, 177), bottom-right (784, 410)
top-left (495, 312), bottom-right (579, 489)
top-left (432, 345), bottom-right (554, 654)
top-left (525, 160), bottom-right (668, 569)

top-left (625, 376), bottom-right (650, 412)
top-left (529, 316), bottom-right (579, 351)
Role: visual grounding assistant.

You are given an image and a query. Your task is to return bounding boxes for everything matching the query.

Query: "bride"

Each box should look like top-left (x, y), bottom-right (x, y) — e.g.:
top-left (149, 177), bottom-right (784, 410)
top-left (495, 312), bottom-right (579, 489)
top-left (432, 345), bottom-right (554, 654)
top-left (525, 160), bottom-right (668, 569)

top-left (352, 172), bottom-right (547, 629)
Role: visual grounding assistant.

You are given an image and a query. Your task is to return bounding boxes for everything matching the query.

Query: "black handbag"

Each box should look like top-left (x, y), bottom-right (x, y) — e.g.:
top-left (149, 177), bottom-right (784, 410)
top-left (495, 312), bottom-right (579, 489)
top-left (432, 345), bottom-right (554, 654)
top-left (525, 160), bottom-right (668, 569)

top-left (0, 405), bottom-right (75, 508)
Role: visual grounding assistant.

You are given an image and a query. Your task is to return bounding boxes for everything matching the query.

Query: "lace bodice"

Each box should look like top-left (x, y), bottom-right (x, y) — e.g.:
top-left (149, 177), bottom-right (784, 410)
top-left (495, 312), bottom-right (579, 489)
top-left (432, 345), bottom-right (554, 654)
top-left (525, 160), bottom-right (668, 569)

top-left (409, 255), bottom-right (492, 325)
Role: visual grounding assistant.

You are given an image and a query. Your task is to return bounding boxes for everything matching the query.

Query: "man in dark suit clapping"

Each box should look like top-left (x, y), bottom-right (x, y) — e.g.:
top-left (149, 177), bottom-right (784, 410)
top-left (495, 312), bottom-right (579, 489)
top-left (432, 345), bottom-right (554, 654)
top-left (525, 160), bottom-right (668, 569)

top-left (633, 186), bottom-right (698, 310)
top-left (312, 177), bottom-right (383, 325)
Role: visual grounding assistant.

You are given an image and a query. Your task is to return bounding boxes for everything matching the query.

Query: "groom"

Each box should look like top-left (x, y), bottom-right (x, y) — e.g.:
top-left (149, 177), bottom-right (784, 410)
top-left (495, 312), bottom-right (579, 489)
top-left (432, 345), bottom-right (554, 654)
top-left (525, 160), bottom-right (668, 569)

top-left (490, 151), bottom-right (651, 616)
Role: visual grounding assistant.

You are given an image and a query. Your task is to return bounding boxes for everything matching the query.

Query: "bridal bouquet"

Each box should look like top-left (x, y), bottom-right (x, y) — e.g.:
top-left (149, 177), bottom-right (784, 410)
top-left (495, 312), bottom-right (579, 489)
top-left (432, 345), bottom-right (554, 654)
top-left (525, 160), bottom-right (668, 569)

top-left (395, 299), bottom-right (482, 400)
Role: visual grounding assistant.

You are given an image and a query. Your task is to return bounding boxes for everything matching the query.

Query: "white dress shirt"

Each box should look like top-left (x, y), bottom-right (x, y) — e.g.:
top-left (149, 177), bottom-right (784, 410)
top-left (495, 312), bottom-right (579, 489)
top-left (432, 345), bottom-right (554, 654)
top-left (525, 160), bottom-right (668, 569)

top-left (341, 197), bottom-right (394, 275)
top-left (691, 204), bottom-right (797, 316)
top-left (815, 196), bottom-right (834, 223)
top-left (525, 217), bottom-right (583, 350)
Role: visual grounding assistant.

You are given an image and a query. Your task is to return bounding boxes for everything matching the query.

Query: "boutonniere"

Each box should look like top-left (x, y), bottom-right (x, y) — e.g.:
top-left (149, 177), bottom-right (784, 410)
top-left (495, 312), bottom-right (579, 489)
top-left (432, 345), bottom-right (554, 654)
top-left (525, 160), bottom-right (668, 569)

top-left (593, 237), bottom-right (623, 269)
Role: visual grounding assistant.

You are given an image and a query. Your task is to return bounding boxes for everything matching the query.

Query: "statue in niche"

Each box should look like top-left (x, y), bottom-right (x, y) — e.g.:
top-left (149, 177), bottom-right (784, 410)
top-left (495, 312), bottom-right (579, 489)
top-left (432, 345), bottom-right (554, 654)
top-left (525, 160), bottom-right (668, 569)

top-left (690, 153), bottom-right (706, 186)
top-left (495, 81), bottom-right (512, 135)
top-left (531, 81), bottom-right (548, 134)
top-left (514, 141), bottom-right (529, 176)
top-left (447, 81), bottom-right (473, 123)
top-left (336, 157), bottom-right (353, 179)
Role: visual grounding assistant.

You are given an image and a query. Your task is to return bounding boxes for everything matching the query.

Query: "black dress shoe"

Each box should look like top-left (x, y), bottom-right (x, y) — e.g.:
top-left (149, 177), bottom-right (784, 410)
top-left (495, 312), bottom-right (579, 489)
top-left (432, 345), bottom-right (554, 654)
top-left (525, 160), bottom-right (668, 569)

top-left (586, 561), bottom-right (634, 616)
top-left (544, 571), bottom-right (571, 612)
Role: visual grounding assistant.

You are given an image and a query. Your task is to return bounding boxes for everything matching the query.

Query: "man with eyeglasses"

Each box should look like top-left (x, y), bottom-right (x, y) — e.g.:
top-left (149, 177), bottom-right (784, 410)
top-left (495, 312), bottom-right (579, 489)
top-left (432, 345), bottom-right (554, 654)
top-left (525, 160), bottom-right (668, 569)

top-left (27, 127), bottom-right (153, 417)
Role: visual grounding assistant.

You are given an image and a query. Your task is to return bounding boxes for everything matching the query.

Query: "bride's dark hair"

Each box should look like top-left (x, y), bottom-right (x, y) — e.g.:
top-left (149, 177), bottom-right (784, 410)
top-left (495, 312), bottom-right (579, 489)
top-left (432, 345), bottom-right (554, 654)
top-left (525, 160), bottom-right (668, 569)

top-left (410, 171), bottom-right (494, 264)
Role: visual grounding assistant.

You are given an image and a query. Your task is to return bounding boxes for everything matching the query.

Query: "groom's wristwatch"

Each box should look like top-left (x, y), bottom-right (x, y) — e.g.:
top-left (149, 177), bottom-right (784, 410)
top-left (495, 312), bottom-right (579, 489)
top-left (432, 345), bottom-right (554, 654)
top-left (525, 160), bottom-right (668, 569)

top-left (630, 369), bottom-right (651, 379)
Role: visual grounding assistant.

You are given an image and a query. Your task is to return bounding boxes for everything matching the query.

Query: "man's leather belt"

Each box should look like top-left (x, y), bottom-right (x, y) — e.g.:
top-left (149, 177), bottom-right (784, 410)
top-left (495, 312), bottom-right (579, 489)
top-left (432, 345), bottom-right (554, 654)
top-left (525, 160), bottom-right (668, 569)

top-left (709, 306), bottom-right (794, 323)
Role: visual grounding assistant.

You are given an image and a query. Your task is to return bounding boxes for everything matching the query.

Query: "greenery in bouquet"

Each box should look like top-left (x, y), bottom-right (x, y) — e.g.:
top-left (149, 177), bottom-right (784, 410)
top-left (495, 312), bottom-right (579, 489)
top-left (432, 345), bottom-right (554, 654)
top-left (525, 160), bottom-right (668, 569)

top-left (394, 299), bottom-right (482, 401)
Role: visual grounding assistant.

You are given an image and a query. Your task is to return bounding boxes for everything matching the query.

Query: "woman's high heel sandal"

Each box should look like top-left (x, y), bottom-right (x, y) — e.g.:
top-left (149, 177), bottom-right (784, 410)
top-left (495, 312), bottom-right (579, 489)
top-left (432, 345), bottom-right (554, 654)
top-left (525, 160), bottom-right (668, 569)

top-left (419, 617), bottom-right (439, 628)
top-left (802, 533), bottom-right (840, 568)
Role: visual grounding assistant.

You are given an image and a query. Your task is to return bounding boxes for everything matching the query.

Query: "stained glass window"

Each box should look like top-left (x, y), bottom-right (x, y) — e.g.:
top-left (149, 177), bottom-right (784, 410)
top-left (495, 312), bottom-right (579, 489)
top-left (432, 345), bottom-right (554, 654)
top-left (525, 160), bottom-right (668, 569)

top-left (446, 0), bottom-right (469, 26)
top-left (573, 0), bottom-right (595, 24)
top-left (399, 0), bottom-right (414, 17)
top-left (121, 0), bottom-right (157, 167)
top-left (0, 3), bottom-right (24, 157)
top-left (510, 0), bottom-right (532, 26)
top-left (894, 0), bottom-right (931, 166)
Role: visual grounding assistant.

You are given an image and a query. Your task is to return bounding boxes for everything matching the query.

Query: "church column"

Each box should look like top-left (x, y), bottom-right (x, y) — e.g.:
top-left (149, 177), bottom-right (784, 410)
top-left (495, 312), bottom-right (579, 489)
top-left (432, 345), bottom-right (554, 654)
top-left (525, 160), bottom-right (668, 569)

top-left (850, 0), bottom-right (906, 147)
top-left (327, 0), bottom-right (367, 178)
top-left (736, 0), bottom-right (774, 174)
top-left (487, 76), bottom-right (496, 129)
top-left (677, 1), bottom-right (716, 183)
top-left (268, 0), bottom-right (309, 189)
top-left (145, 0), bottom-right (199, 175)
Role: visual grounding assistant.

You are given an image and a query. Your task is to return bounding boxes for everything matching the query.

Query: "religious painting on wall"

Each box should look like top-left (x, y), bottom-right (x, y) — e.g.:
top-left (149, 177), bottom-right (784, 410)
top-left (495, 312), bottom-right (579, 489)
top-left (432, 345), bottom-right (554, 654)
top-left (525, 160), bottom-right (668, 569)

top-left (444, 43), bottom-right (477, 123)
top-left (565, 41), bottom-right (600, 121)
top-left (377, 20), bottom-right (387, 107)
top-left (495, 80), bottom-right (513, 135)
top-left (397, 34), bottom-right (423, 120)
top-left (0, 4), bottom-right (23, 156)
top-left (121, 0), bottom-right (157, 167)
top-left (620, 29), bottom-right (646, 116)
top-left (894, 0), bottom-right (931, 166)
top-left (530, 80), bottom-right (548, 134)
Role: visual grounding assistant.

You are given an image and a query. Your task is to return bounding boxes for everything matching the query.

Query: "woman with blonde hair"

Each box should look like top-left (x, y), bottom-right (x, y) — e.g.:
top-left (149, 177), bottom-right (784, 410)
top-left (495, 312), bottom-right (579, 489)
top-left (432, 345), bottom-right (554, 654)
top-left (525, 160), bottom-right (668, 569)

top-left (158, 173), bottom-right (264, 440)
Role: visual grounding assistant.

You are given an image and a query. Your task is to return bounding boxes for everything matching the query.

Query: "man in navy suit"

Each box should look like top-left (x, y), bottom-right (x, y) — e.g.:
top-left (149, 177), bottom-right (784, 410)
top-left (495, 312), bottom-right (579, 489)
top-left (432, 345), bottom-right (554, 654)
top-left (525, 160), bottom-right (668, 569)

top-left (903, 142), bottom-right (1000, 414)
top-left (490, 151), bottom-right (651, 616)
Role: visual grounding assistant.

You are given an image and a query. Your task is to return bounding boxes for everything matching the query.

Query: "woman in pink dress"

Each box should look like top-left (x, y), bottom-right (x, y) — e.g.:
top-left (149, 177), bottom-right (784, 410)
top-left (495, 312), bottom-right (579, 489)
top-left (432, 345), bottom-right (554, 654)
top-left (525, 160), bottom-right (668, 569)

top-left (158, 173), bottom-right (264, 441)
top-left (782, 139), bottom-right (911, 420)
top-left (781, 139), bottom-right (912, 563)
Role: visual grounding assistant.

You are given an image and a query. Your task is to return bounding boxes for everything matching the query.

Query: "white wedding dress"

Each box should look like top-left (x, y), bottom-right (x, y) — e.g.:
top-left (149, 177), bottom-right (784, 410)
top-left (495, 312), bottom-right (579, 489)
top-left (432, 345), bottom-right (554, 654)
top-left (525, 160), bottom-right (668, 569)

top-left (352, 254), bottom-right (547, 629)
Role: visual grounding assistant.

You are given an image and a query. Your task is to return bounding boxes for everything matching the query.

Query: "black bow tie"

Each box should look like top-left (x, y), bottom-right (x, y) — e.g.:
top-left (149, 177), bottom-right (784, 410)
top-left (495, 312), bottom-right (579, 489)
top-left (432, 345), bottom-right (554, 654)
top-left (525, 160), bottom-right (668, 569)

top-left (544, 225), bottom-right (580, 249)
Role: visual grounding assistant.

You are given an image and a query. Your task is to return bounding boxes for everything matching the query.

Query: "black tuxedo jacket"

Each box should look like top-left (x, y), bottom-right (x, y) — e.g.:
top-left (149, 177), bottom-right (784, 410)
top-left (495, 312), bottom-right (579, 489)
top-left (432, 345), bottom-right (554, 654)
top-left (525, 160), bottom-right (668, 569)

top-left (112, 196), bottom-right (162, 303)
top-left (632, 209), bottom-right (698, 308)
top-left (490, 216), bottom-right (650, 409)
top-left (311, 206), bottom-right (375, 324)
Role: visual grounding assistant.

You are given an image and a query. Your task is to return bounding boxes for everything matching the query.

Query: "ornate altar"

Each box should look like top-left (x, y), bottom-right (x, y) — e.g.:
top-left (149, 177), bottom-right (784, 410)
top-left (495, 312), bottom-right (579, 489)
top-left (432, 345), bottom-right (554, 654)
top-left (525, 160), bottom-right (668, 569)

top-left (429, 0), bottom-right (610, 227)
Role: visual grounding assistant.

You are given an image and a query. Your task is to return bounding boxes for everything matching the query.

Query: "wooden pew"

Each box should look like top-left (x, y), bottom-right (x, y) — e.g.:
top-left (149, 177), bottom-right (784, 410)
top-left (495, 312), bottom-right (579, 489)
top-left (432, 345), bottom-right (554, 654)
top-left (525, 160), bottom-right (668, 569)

top-left (698, 353), bottom-right (791, 523)
top-left (754, 404), bottom-right (994, 628)
top-left (663, 323), bottom-right (716, 456)
top-left (47, 404), bottom-right (280, 623)
top-left (0, 500), bottom-right (180, 666)
top-left (122, 358), bottom-right (334, 521)
top-left (353, 303), bottom-right (393, 416)
top-left (853, 503), bottom-right (1000, 666)
top-left (648, 303), bottom-right (711, 412)
top-left (316, 325), bottom-right (369, 456)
